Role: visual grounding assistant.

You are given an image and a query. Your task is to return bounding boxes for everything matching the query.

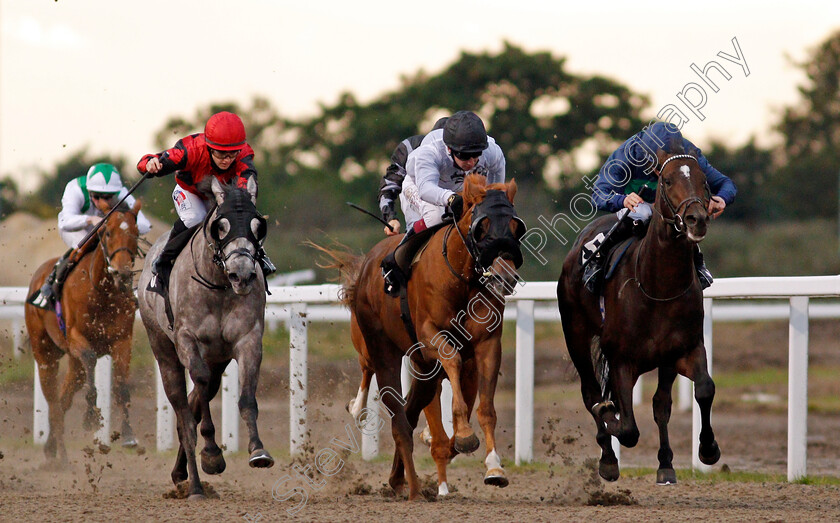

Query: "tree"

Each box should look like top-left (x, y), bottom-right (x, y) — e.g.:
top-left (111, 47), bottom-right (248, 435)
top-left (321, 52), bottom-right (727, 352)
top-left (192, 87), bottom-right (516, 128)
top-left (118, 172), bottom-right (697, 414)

top-left (704, 139), bottom-right (775, 224)
top-left (284, 42), bottom-right (649, 199)
top-left (773, 30), bottom-right (840, 218)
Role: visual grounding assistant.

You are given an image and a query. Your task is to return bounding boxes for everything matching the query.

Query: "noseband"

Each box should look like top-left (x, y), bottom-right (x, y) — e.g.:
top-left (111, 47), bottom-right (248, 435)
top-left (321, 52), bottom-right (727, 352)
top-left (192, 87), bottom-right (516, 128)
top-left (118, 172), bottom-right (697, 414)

top-left (657, 154), bottom-right (709, 234)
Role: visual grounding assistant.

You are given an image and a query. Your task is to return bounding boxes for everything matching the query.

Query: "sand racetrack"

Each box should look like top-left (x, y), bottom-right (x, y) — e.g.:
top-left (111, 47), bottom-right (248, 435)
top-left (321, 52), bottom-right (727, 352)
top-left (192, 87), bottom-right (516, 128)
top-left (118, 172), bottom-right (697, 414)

top-left (2, 213), bottom-right (840, 521)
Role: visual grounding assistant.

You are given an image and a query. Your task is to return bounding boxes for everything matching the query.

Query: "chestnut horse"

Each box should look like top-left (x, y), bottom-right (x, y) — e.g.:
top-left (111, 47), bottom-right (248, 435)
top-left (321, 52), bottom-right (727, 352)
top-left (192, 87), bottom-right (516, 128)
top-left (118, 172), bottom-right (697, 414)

top-left (557, 149), bottom-right (721, 485)
top-left (25, 200), bottom-right (142, 460)
top-left (320, 175), bottom-right (525, 500)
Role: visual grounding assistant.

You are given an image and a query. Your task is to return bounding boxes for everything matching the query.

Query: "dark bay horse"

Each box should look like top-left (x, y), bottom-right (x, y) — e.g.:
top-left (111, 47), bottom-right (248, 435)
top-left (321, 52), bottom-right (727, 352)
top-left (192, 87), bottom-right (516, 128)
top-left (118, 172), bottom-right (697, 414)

top-left (138, 177), bottom-right (273, 500)
top-left (25, 200), bottom-right (142, 460)
top-left (319, 174), bottom-right (525, 500)
top-left (557, 149), bottom-right (721, 484)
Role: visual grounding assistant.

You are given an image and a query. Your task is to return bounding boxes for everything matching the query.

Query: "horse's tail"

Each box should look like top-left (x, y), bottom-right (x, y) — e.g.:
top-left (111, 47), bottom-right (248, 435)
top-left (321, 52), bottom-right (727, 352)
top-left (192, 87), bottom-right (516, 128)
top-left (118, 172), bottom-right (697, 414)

top-left (305, 240), bottom-right (364, 308)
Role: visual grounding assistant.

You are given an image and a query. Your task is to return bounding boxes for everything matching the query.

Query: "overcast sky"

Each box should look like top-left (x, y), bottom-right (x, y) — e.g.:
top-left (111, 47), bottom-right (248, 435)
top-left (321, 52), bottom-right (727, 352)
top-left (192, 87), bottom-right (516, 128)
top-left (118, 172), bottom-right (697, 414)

top-left (1, 1), bottom-right (838, 191)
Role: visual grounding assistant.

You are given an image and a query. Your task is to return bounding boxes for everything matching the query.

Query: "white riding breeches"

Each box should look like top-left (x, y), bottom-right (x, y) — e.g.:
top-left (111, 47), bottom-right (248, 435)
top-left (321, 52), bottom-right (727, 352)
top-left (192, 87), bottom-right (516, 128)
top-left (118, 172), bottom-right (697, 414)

top-left (61, 229), bottom-right (90, 249)
top-left (172, 185), bottom-right (209, 228)
top-left (617, 202), bottom-right (653, 223)
top-left (401, 175), bottom-right (446, 231)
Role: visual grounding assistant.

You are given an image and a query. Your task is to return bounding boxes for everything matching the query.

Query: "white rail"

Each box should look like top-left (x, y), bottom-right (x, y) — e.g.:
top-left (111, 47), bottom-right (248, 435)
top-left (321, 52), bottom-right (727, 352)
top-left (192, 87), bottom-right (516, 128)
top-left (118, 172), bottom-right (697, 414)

top-left (7, 276), bottom-right (840, 481)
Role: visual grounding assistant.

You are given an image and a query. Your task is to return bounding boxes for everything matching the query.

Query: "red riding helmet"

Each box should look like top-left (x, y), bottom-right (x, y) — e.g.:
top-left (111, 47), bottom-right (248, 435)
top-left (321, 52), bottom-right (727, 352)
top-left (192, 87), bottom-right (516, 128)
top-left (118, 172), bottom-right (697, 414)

top-left (205, 112), bottom-right (247, 151)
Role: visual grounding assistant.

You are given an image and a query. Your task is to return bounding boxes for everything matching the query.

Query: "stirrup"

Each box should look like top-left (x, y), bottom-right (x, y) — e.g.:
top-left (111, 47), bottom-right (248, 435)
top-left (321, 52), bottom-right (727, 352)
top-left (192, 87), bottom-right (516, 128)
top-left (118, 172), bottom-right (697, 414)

top-left (259, 255), bottom-right (277, 277)
top-left (583, 258), bottom-right (604, 294)
top-left (146, 272), bottom-right (164, 297)
top-left (28, 284), bottom-right (55, 310)
top-left (697, 267), bottom-right (713, 290)
top-left (382, 269), bottom-right (400, 297)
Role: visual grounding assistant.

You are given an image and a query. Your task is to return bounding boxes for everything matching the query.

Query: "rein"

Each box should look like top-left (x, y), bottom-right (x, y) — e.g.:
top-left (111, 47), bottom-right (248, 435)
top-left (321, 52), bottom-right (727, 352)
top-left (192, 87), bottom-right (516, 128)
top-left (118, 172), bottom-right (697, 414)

top-left (89, 213), bottom-right (139, 292)
top-left (625, 153), bottom-right (705, 301)
top-left (442, 224), bottom-right (478, 285)
top-left (189, 226), bottom-right (228, 291)
top-left (188, 211), bottom-right (229, 291)
top-left (626, 243), bottom-right (696, 302)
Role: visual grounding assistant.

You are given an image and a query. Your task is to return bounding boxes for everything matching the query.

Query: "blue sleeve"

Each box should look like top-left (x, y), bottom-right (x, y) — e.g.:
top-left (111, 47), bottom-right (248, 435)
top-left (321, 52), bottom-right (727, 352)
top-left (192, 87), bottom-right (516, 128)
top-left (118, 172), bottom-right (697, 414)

top-left (696, 152), bottom-right (737, 205)
top-left (592, 170), bottom-right (626, 212)
top-left (592, 144), bottom-right (636, 213)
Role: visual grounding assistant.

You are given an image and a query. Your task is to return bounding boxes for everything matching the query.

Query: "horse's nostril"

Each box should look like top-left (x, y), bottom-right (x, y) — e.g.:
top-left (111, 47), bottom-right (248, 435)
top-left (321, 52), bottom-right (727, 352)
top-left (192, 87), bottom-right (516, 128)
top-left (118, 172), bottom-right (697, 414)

top-left (229, 273), bottom-right (240, 283)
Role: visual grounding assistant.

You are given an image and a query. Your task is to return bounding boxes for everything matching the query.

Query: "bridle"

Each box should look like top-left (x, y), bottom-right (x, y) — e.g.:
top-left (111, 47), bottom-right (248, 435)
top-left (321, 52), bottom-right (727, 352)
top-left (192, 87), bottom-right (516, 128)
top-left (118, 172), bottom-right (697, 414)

top-left (94, 210), bottom-right (139, 279)
top-left (655, 154), bottom-right (710, 235)
top-left (442, 190), bottom-right (526, 283)
top-left (624, 154), bottom-right (709, 301)
top-left (191, 197), bottom-right (266, 291)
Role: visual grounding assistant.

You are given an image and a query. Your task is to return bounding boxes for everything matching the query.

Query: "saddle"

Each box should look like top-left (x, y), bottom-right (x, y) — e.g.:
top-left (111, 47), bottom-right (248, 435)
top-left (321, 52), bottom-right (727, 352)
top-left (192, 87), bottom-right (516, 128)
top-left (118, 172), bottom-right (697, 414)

top-left (580, 219), bottom-right (644, 284)
top-left (603, 237), bottom-right (636, 281)
top-left (393, 222), bottom-right (449, 280)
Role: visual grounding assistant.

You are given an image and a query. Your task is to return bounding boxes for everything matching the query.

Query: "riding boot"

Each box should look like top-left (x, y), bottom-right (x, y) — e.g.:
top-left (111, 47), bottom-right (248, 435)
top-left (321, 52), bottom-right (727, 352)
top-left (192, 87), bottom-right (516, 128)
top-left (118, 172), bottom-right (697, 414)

top-left (148, 220), bottom-right (193, 298)
top-left (29, 249), bottom-right (75, 309)
top-left (583, 215), bottom-right (634, 294)
top-left (257, 247), bottom-right (276, 277)
top-left (694, 246), bottom-right (714, 290)
top-left (381, 228), bottom-right (416, 297)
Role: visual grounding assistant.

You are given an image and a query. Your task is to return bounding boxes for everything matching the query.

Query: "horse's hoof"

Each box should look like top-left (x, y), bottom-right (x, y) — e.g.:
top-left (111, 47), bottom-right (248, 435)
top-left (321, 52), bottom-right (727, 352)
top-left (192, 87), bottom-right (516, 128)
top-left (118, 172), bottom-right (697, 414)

top-left (699, 441), bottom-right (721, 465)
top-left (437, 482), bottom-right (450, 497)
top-left (121, 437), bottom-right (138, 449)
top-left (454, 433), bottom-right (480, 454)
top-left (187, 493), bottom-right (207, 501)
top-left (201, 449), bottom-right (227, 475)
top-left (172, 470), bottom-right (188, 485)
top-left (484, 468), bottom-right (509, 488)
top-left (599, 460), bottom-right (620, 482)
top-left (656, 468), bottom-right (677, 485)
top-left (419, 426), bottom-right (432, 447)
top-left (249, 449), bottom-right (275, 468)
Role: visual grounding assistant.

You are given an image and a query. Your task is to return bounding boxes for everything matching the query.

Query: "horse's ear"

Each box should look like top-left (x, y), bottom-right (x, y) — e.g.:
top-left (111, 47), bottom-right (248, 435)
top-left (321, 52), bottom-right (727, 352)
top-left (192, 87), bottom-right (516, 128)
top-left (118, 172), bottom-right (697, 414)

top-left (247, 176), bottom-right (257, 205)
top-left (131, 199), bottom-right (142, 214)
top-left (211, 177), bottom-right (225, 205)
top-left (505, 179), bottom-right (518, 203)
top-left (463, 176), bottom-right (484, 206)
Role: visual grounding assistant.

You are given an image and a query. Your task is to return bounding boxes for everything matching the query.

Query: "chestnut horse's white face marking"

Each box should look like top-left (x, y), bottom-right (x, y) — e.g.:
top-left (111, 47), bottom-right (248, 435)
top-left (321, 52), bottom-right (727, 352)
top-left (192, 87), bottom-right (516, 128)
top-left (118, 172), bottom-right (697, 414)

top-left (680, 165), bottom-right (691, 179)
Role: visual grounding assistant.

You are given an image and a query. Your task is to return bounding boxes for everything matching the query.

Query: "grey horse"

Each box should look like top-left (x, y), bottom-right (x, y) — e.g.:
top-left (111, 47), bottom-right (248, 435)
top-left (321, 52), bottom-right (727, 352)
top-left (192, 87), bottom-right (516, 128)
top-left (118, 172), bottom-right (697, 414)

top-left (138, 176), bottom-right (274, 500)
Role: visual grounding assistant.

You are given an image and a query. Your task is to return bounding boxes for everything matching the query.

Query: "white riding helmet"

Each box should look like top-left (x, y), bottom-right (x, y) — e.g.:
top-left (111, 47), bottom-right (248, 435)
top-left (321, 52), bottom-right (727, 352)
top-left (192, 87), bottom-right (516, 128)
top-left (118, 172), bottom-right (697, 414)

top-left (86, 163), bottom-right (123, 194)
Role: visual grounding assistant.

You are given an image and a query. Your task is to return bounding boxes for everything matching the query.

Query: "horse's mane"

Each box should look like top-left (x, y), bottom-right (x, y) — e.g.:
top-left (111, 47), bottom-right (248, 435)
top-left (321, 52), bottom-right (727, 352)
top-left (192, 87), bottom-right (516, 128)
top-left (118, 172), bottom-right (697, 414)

top-left (305, 240), bottom-right (365, 308)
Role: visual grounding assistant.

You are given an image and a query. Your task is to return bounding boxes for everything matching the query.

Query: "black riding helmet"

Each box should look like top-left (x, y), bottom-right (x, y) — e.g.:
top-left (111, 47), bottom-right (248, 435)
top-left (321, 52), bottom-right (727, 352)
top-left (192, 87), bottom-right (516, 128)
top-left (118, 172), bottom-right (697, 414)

top-left (443, 111), bottom-right (488, 154)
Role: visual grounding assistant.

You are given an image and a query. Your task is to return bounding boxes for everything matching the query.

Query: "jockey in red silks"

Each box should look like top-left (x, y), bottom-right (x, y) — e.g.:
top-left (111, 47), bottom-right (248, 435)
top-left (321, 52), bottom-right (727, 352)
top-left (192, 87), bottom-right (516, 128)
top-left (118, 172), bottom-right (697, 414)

top-left (137, 111), bottom-right (275, 297)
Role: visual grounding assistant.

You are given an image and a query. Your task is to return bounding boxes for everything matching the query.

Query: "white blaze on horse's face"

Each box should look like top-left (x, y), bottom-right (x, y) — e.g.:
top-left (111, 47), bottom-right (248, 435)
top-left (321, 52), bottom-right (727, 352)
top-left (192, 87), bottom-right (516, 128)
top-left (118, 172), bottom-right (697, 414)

top-left (680, 165), bottom-right (691, 179)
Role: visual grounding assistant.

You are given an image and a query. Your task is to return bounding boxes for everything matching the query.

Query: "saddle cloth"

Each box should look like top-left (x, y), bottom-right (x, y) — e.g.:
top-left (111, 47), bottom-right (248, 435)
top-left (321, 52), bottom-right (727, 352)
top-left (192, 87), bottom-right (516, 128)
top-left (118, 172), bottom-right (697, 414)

top-left (581, 235), bottom-right (636, 282)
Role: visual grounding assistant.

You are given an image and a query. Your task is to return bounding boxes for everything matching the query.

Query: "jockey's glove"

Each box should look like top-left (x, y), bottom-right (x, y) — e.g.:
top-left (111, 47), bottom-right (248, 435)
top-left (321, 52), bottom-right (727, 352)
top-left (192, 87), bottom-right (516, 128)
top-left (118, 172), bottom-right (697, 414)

top-left (447, 194), bottom-right (464, 221)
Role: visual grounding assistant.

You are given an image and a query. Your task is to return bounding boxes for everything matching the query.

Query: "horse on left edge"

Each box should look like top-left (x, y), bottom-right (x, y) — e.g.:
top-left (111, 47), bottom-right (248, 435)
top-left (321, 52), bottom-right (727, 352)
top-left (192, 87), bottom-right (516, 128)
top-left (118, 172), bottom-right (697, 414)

top-left (25, 200), bottom-right (143, 460)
